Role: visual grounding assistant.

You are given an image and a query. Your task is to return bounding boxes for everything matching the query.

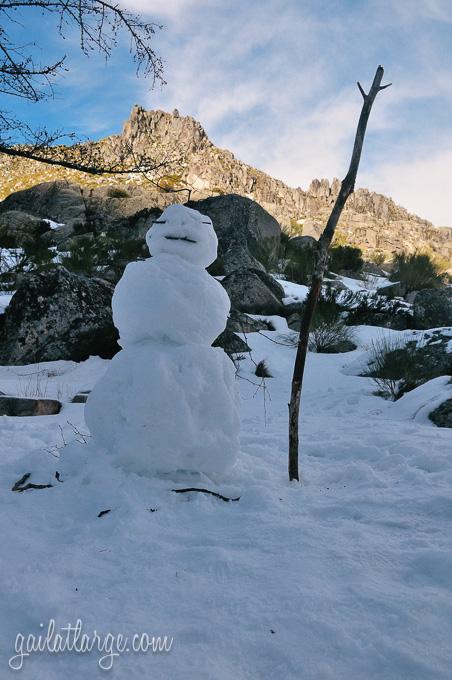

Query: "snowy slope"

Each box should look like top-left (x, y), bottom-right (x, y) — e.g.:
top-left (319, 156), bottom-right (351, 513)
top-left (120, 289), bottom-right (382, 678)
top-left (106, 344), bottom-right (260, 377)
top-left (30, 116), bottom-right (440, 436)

top-left (0, 324), bottom-right (451, 679)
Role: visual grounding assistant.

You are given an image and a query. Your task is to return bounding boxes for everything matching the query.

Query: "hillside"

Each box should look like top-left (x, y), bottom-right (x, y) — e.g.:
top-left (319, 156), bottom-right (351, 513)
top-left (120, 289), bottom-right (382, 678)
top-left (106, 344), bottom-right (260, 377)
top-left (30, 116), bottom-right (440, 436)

top-left (0, 106), bottom-right (450, 263)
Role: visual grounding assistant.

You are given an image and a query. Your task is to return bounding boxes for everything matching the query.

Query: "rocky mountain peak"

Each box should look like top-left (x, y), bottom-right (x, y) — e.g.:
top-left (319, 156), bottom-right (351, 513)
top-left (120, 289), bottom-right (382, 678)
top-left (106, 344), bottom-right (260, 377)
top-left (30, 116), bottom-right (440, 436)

top-left (117, 105), bottom-right (210, 155)
top-left (0, 107), bottom-right (450, 264)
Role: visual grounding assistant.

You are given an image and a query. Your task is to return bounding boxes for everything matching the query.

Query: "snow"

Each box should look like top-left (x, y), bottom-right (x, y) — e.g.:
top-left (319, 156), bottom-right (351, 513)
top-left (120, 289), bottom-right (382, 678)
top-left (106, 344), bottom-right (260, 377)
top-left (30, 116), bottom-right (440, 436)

top-left (274, 277), bottom-right (309, 305)
top-left (387, 376), bottom-right (452, 424)
top-left (338, 273), bottom-right (390, 292)
top-left (43, 219), bottom-right (66, 231)
top-left (86, 205), bottom-right (239, 477)
top-left (113, 254), bottom-right (230, 347)
top-left (274, 272), bottom-right (393, 308)
top-left (0, 291), bottom-right (14, 314)
top-left (147, 204), bottom-right (218, 267)
top-left (84, 343), bottom-right (240, 476)
top-left (0, 315), bottom-right (451, 675)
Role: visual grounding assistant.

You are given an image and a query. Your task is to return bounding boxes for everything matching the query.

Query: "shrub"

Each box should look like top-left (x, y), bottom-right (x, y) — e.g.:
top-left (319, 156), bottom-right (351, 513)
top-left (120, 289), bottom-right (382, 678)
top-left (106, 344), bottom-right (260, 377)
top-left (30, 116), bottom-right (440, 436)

top-left (329, 244), bottom-right (363, 273)
top-left (369, 251), bottom-right (386, 266)
top-left (308, 287), bottom-right (356, 353)
top-left (309, 317), bottom-right (356, 353)
top-left (107, 187), bottom-right (130, 199)
top-left (365, 334), bottom-right (416, 400)
top-left (0, 243), bottom-right (56, 289)
top-left (365, 332), bottom-right (451, 400)
top-left (429, 398), bottom-right (452, 428)
top-left (391, 251), bottom-right (445, 293)
top-left (345, 291), bottom-right (411, 330)
top-left (158, 174), bottom-right (183, 191)
top-left (254, 359), bottom-right (273, 378)
top-left (283, 238), bottom-right (315, 284)
top-left (61, 234), bottom-right (145, 280)
top-left (332, 230), bottom-right (348, 247)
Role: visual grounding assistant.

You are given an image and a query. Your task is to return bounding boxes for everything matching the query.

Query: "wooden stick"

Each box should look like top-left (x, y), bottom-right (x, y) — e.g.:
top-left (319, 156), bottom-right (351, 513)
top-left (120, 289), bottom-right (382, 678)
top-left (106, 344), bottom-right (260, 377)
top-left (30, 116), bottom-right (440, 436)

top-left (288, 66), bottom-right (391, 482)
top-left (12, 472), bottom-right (53, 492)
top-left (171, 487), bottom-right (240, 502)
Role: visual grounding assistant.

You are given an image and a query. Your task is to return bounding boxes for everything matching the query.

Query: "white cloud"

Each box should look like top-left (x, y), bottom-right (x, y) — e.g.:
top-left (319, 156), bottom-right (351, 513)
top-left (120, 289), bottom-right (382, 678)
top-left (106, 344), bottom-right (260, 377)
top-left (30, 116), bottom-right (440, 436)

top-left (123, 0), bottom-right (452, 226)
top-left (361, 148), bottom-right (452, 226)
top-left (392, 0), bottom-right (452, 23)
top-left (121, 0), bottom-right (213, 21)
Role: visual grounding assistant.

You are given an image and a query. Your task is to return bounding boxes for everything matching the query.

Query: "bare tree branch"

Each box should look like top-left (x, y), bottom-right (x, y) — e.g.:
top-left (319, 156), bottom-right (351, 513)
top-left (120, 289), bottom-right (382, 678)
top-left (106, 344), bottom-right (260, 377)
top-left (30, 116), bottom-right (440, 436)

top-left (0, 1), bottom-right (171, 179)
top-left (288, 65), bottom-right (391, 482)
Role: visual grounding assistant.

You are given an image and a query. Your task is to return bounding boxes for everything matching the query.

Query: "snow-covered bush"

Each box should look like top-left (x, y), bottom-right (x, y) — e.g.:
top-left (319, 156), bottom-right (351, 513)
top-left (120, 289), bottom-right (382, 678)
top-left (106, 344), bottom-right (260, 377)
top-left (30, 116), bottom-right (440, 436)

top-left (308, 286), bottom-right (356, 353)
top-left (282, 237), bottom-right (315, 284)
top-left (344, 291), bottom-right (411, 330)
top-left (309, 316), bottom-right (356, 353)
top-left (365, 332), bottom-right (452, 400)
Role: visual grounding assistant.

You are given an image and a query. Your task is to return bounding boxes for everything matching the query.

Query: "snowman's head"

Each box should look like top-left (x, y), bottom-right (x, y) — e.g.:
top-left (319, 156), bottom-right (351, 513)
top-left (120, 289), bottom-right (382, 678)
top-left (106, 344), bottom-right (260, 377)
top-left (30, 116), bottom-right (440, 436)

top-left (146, 204), bottom-right (218, 267)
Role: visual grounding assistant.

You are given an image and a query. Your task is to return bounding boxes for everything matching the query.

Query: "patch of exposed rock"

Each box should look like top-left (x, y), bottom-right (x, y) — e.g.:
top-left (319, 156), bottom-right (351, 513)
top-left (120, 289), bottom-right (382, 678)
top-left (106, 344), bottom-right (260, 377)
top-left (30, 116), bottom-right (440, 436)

top-left (221, 269), bottom-right (284, 315)
top-left (0, 396), bottom-right (61, 416)
top-left (187, 194), bottom-right (281, 271)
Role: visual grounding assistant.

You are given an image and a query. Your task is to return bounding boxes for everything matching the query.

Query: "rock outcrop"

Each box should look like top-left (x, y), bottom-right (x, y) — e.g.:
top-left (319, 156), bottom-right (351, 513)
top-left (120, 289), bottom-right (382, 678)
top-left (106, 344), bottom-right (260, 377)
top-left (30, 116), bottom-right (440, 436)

top-left (0, 185), bottom-right (280, 282)
top-left (0, 180), bottom-right (86, 227)
top-left (0, 107), bottom-right (450, 264)
top-left (187, 194), bottom-right (281, 269)
top-left (0, 267), bottom-right (120, 364)
top-left (221, 269), bottom-right (285, 315)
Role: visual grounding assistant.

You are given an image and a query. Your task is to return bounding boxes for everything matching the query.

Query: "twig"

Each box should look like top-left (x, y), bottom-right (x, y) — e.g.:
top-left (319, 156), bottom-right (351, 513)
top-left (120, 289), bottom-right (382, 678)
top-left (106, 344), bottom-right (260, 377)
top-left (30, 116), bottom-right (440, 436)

top-left (12, 472), bottom-right (53, 492)
top-left (171, 488), bottom-right (240, 502)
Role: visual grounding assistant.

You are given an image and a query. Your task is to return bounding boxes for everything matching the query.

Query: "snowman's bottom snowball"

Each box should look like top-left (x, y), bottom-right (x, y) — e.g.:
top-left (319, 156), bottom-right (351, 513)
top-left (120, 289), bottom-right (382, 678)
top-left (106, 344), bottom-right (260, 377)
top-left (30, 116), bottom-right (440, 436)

top-left (84, 343), bottom-right (240, 476)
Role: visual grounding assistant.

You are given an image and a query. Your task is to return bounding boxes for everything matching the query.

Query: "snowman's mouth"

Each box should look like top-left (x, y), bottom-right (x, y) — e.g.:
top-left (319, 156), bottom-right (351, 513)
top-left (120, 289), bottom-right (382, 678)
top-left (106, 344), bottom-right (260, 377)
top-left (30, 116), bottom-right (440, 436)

top-left (165, 236), bottom-right (197, 243)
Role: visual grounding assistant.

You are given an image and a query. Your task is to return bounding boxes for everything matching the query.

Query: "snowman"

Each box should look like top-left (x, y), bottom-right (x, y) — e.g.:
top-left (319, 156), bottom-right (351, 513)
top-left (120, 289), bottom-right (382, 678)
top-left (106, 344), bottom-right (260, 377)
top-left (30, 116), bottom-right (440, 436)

top-left (84, 204), bottom-right (240, 477)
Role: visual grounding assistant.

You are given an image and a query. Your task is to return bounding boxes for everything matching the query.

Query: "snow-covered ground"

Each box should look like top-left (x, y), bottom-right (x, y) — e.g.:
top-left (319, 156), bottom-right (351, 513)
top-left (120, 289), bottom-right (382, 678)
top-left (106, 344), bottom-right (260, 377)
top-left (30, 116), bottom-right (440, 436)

top-left (0, 291), bottom-right (14, 314)
top-left (0, 323), bottom-right (451, 679)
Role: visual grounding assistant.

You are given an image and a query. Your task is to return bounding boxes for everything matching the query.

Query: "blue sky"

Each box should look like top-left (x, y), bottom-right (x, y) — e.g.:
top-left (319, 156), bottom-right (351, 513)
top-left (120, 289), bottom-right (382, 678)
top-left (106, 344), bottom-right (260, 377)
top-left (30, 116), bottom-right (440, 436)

top-left (4, 0), bottom-right (452, 226)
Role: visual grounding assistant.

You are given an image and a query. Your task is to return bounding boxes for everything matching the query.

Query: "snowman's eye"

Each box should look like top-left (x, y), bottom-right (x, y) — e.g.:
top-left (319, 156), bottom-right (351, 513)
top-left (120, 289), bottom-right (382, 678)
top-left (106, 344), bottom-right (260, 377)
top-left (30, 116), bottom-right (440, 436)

top-left (153, 220), bottom-right (167, 224)
top-left (201, 221), bottom-right (211, 224)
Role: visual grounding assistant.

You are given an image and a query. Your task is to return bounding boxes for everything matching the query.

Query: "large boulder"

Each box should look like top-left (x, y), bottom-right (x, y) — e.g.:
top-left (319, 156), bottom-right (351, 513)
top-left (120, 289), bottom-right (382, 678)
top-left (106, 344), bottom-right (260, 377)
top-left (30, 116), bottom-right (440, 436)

top-left (83, 185), bottom-right (160, 236)
top-left (221, 268), bottom-right (284, 315)
top-left (0, 180), bottom-right (86, 228)
top-left (413, 288), bottom-right (452, 329)
top-left (221, 245), bottom-right (265, 275)
top-left (287, 235), bottom-right (317, 252)
top-left (0, 210), bottom-right (50, 248)
top-left (187, 194), bottom-right (281, 273)
top-left (0, 267), bottom-right (119, 364)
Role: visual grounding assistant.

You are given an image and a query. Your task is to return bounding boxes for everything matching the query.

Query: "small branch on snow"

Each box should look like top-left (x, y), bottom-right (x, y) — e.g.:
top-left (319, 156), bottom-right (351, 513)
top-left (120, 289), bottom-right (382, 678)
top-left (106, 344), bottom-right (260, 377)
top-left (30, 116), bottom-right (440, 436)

top-left (12, 472), bottom-right (53, 492)
top-left (171, 488), bottom-right (240, 502)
